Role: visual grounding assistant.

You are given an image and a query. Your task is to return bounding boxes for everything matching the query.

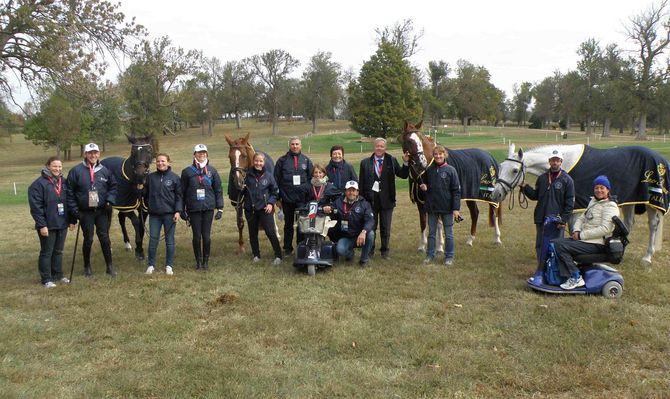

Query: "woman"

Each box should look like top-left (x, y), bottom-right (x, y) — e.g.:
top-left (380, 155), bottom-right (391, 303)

top-left (300, 164), bottom-right (341, 210)
top-left (325, 145), bottom-right (357, 191)
top-left (181, 144), bottom-right (224, 271)
top-left (419, 145), bottom-right (461, 266)
top-left (145, 153), bottom-right (183, 275)
top-left (243, 153), bottom-right (283, 265)
top-left (28, 156), bottom-right (74, 287)
top-left (552, 175), bottom-right (619, 290)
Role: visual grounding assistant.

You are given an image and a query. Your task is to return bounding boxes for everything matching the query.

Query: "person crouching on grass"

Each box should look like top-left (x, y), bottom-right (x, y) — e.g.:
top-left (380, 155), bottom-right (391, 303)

top-left (243, 152), bottom-right (283, 265)
top-left (145, 153), bottom-right (183, 276)
top-left (419, 145), bottom-right (461, 266)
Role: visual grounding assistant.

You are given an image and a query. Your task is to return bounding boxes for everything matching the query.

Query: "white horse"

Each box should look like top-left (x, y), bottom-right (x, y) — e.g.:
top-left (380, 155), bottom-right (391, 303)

top-left (492, 143), bottom-right (668, 265)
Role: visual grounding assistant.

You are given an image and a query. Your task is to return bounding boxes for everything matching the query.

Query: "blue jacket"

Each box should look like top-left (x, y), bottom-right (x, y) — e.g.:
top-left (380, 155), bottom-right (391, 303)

top-left (299, 182), bottom-right (341, 209)
top-left (423, 162), bottom-right (461, 213)
top-left (181, 161), bottom-right (224, 212)
top-left (243, 167), bottom-right (279, 212)
top-left (66, 160), bottom-right (117, 212)
top-left (331, 196), bottom-right (375, 238)
top-left (326, 160), bottom-right (358, 191)
top-left (28, 169), bottom-right (70, 230)
top-left (522, 169), bottom-right (575, 224)
top-left (274, 151), bottom-right (313, 203)
top-left (146, 167), bottom-right (183, 216)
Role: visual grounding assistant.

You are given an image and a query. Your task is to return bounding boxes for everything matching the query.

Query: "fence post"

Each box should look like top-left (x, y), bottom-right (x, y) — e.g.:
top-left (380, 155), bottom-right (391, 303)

top-left (13, 182), bottom-right (17, 195)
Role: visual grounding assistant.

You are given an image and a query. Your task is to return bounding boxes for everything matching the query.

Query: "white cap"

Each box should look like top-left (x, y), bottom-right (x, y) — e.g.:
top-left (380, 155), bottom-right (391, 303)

top-left (193, 144), bottom-right (208, 153)
top-left (345, 180), bottom-right (359, 190)
top-left (549, 148), bottom-right (563, 160)
top-left (84, 143), bottom-right (100, 153)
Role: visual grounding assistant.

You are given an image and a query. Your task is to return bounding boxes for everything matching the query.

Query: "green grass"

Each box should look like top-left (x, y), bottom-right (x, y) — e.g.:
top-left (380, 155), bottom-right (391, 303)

top-left (1, 120), bottom-right (670, 398)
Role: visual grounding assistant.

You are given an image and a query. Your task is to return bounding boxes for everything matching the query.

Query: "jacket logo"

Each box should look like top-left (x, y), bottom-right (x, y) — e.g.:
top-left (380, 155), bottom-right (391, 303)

top-left (261, 179), bottom-right (268, 185)
top-left (554, 182), bottom-right (562, 189)
top-left (100, 177), bottom-right (108, 182)
top-left (165, 180), bottom-right (173, 187)
top-left (355, 206), bottom-right (361, 213)
top-left (301, 164), bottom-right (307, 170)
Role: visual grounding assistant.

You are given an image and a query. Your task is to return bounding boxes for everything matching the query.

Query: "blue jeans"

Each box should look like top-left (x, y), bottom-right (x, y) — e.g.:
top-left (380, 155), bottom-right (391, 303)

top-left (148, 214), bottom-right (176, 267)
top-left (427, 213), bottom-right (454, 259)
top-left (336, 230), bottom-right (375, 262)
top-left (37, 228), bottom-right (68, 284)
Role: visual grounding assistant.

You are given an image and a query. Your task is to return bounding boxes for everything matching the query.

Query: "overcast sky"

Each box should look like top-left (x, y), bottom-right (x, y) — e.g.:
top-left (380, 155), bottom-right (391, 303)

top-left (115, 0), bottom-right (650, 98)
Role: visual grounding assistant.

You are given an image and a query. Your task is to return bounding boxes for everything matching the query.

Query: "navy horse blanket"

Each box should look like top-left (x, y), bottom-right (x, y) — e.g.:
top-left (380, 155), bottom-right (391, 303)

top-left (101, 157), bottom-right (147, 212)
top-left (227, 150), bottom-right (274, 206)
top-left (410, 148), bottom-right (499, 206)
top-left (568, 145), bottom-right (669, 214)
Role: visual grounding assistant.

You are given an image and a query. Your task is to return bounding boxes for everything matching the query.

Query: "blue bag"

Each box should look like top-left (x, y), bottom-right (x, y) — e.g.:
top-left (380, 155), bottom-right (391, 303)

top-left (544, 242), bottom-right (564, 286)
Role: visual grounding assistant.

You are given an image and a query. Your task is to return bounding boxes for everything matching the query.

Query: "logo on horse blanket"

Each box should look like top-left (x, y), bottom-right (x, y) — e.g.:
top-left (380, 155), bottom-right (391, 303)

top-left (569, 145), bottom-right (670, 214)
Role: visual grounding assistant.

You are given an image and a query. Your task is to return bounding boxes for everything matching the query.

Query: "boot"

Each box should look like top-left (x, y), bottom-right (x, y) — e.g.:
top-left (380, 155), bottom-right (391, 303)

top-left (201, 255), bottom-right (209, 271)
top-left (84, 265), bottom-right (92, 277)
top-left (195, 256), bottom-right (202, 271)
top-left (106, 264), bottom-right (117, 278)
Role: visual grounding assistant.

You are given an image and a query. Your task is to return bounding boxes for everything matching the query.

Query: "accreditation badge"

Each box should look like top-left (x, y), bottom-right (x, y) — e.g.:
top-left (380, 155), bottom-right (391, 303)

top-left (293, 175), bottom-right (301, 185)
top-left (341, 220), bottom-right (348, 232)
top-left (57, 203), bottom-right (65, 216)
top-left (88, 190), bottom-right (99, 208)
top-left (196, 188), bottom-right (206, 201)
top-left (372, 181), bottom-right (380, 192)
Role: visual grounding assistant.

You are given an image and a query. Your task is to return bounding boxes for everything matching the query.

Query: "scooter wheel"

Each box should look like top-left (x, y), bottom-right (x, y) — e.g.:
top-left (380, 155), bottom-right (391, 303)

top-left (601, 281), bottom-right (623, 299)
top-left (307, 264), bottom-right (316, 276)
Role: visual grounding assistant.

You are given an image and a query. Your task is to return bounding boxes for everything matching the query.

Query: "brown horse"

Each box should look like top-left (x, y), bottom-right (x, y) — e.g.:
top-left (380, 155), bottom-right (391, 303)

top-left (400, 121), bottom-right (502, 250)
top-left (224, 133), bottom-right (277, 254)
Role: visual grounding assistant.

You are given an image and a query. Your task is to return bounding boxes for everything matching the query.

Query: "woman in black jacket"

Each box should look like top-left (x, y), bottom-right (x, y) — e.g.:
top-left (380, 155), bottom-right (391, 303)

top-left (28, 156), bottom-right (75, 287)
top-left (145, 153), bottom-right (183, 275)
top-left (325, 145), bottom-right (357, 191)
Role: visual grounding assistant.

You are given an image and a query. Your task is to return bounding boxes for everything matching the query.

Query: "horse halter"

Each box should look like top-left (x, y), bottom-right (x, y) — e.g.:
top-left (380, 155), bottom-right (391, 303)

top-left (229, 144), bottom-right (253, 191)
top-left (497, 158), bottom-right (528, 209)
top-left (131, 144), bottom-right (153, 176)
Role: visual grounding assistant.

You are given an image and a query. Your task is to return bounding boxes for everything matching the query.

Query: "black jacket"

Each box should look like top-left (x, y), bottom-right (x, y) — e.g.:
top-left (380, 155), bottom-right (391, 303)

top-left (274, 151), bottom-right (313, 203)
top-left (325, 160), bottom-right (358, 191)
top-left (298, 182), bottom-right (341, 208)
top-left (358, 153), bottom-right (409, 209)
top-left (28, 169), bottom-right (70, 230)
top-left (66, 160), bottom-right (117, 212)
top-left (243, 167), bottom-right (279, 212)
top-left (181, 161), bottom-right (224, 212)
top-left (331, 196), bottom-right (375, 238)
top-left (146, 167), bottom-right (183, 216)
top-left (522, 169), bottom-right (575, 224)
top-left (423, 162), bottom-right (461, 213)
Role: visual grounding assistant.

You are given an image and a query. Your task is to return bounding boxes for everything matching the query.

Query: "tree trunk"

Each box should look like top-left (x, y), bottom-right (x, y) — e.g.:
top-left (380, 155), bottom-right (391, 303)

top-left (235, 112), bottom-right (241, 129)
top-left (603, 118), bottom-right (611, 137)
top-left (312, 118), bottom-right (317, 134)
top-left (585, 115), bottom-right (592, 135)
top-left (208, 118), bottom-right (213, 137)
top-left (636, 113), bottom-right (647, 140)
top-left (201, 123), bottom-right (205, 136)
top-left (462, 116), bottom-right (468, 133)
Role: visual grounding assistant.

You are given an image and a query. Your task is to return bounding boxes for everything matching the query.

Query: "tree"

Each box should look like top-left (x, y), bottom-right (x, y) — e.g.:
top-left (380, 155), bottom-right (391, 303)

top-left (86, 83), bottom-right (122, 150)
top-left (221, 60), bottom-right (256, 129)
top-left (511, 82), bottom-right (533, 127)
top-left (624, 0), bottom-right (670, 139)
top-left (576, 38), bottom-right (604, 134)
top-left (531, 75), bottom-right (558, 128)
top-left (375, 19), bottom-right (424, 59)
top-left (0, 99), bottom-right (21, 141)
top-left (599, 44), bottom-right (635, 136)
top-left (425, 60), bottom-right (451, 127)
top-left (347, 41), bottom-right (422, 138)
top-left (556, 71), bottom-right (585, 129)
top-left (0, 0), bottom-right (144, 106)
top-left (301, 51), bottom-right (341, 133)
top-left (451, 60), bottom-right (501, 131)
top-left (195, 56), bottom-right (225, 136)
top-left (247, 49), bottom-right (300, 135)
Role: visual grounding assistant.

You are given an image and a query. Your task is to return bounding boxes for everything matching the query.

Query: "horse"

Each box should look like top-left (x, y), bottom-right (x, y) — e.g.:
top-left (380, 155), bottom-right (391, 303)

top-left (225, 132), bottom-right (277, 254)
top-left (400, 121), bottom-right (502, 251)
top-left (100, 135), bottom-right (154, 260)
top-left (492, 143), bottom-right (669, 265)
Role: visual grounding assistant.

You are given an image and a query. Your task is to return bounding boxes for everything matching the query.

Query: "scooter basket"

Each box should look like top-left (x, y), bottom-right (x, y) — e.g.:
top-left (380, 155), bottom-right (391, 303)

top-left (298, 215), bottom-right (327, 234)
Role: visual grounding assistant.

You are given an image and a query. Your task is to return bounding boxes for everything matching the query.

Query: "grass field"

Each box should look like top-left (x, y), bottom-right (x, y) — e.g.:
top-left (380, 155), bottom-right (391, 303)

top-left (1, 120), bottom-right (669, 398)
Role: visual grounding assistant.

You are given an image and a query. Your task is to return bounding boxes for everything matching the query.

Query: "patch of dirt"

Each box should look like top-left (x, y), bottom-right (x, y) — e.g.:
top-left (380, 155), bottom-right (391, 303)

top-left (207, 292), bottom-right (238, 306)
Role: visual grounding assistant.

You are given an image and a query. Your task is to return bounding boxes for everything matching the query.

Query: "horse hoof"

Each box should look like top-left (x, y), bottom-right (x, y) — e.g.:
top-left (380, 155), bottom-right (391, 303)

top-left (124, 242), bottom-right (132, 251)
top-left (417, 247), bottom-right (425, 253)
top-left (640, 257), bottom-right (652, 267)
top-left (494, 240), bottom-right (502, 246)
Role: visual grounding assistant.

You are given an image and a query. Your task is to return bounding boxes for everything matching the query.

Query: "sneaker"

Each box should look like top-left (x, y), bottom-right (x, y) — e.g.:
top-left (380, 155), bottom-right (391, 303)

top-left (43, 281), bottom-right (56, 288)
top-left (272, 257), bottom-right (282, 266)
top-left (145, 266), bottom-right (154, 275)
top-left (252, 256), bottom-right (261, 263)
top-left (560, 276), bottom-right (585, 290)
top-left (444, 258), bottom-right (454, 266)
top-left (423, 256), bottom-right (434, 264)
top-left (359, 260), bottom-right (369, 267)
top-left (165, 266), bottom-right (174, 275)
top-left (60, 277), bottom-right (70, 284)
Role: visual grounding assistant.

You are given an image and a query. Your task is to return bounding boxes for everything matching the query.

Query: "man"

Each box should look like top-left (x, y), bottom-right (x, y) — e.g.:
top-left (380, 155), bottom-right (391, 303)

top-left (520, 148), bottom-right (575, 269)
top-left (66, 143), bottom-right (118, 277)
top-left (274, 136), bottom-right (313, 256)
top-left (327, 181), bottom-right (375, 266)
top-left (358, 138), bottom-right (409, 259)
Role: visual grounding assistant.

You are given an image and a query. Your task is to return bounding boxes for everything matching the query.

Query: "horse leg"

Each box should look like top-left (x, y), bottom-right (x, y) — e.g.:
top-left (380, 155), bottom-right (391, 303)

top-left (418, 205), bottom-right (427, 252)
top-left (118, 212), bottom-right (132, 251)
top-left (621, 205), bottom-right (635, 235)
top-left (237, 207), bottom-right (246, 255)
top-left (128, 212), bottom-right (144, 260)
top-left (465, 202), bottom-right (479, 247)
top-left (641, 207), bottom-right (662, 265)
top-left (490, 205), bottom-right (502, 245)
top-left (436, 217), bottom-right (444, 254)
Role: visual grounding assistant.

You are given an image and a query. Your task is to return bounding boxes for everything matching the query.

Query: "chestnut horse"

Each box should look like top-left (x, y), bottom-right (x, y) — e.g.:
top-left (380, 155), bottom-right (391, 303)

top-left (400, 121), bottom-right (502, 250)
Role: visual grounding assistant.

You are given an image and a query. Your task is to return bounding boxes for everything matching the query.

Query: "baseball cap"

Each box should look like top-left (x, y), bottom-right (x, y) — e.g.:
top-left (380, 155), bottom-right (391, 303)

top-left (84, 143), bottom-right (100, 153)
top-left (193, 144), bottom-right (208, 153)
top-left (548, 148), bottom-right (563, 160)
top-left (345, 180), bottom-right (359, 190)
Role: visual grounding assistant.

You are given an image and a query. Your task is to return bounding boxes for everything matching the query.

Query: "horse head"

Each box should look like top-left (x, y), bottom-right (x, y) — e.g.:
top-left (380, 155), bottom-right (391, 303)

top-left (492, 143), bottom-right (525, 201)
top-left (401, 120), bottom-right (433, 178)
top-left (126, 134), bottom-right (154, 185)
top-left (225, 132), bottom-right (253, 190)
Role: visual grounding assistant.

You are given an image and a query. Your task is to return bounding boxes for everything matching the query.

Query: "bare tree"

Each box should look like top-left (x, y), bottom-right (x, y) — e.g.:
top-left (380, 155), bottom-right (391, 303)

top-left (375, 18), bottom-right (424, 59)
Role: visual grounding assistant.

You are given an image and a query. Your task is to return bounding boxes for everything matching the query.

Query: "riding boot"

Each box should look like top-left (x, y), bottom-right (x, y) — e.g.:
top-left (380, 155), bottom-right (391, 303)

top-left (194, 246), bottom-right (202, 270)
top-left (84, 265), bottom-right (92, 277)
top-left (201, 255), bottom-right (209, 271)
top-left (106, 263), bottom-right (117, 278)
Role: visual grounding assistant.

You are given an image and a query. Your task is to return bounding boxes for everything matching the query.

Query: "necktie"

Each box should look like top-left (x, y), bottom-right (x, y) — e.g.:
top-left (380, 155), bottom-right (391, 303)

top-left (376, 159), bottom-right (382, 177)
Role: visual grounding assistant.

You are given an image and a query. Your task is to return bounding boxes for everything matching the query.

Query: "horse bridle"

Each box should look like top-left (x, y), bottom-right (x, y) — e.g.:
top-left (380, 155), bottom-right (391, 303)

top-left (497, 158), bottom-right (528, 209)
top-left (131, 144), bottom-right (153, 183)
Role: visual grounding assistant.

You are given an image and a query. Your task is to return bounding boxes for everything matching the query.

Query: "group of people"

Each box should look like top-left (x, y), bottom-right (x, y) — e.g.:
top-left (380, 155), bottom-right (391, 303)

top-left (27, 137), bottom-right (620, 290)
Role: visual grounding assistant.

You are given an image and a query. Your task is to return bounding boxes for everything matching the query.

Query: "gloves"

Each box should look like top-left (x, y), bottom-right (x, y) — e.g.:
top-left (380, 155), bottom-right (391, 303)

top-left (180, 211), bottom-right (189, 222)
top-left (215, 209), bottom-right (223, 220)
top-left (70, 210), bottom-right (80, 222)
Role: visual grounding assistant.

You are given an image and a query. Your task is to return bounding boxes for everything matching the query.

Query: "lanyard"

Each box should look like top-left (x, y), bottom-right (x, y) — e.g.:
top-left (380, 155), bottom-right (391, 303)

top-left (343, 201), bottom-right (350, 216)
top-left (88, 163), bottom-right (96, 188)
top-left (48, 176), bottom-right (62, 197)
top-left (548, 170), bottom-right (562, 185)
top-left (312, 185), bottom-right (325, 201)
top-left (332, 166), bottom-right (340, 187)
top-left (197, 164), bottom-right (209, 185)
top-left (293, 155), bottom-right (299, 170)
top-left (374, 158), bottom-right (383, 177)
top-left (255, 172), bottom-right (265, 184)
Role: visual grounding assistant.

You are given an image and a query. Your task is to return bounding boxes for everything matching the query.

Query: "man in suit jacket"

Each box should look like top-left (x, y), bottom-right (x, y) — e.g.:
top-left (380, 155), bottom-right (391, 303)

top-left (358, 138), bottom-right (409, 259)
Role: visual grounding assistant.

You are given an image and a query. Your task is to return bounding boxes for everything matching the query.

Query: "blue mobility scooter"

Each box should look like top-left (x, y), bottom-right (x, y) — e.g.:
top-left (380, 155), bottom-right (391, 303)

top-left (527, 215), bottom-right (629, 298)
top-left (293, 201), bottom-right (336, 276)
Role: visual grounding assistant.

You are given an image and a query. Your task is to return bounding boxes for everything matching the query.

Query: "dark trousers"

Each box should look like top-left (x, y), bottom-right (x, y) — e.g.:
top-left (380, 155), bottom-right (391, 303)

top-left (371, 203), bottom-right (394, 255)
top-left (536, 223), bottom-right (564, 268)
top-left (37, 228), bottom-right (68, 284)
top-left (552, 238), bottom-right (606, 277)
top-left (189, 210), bottom-right (213, 263)
top-left (245, 208), bottom-right (282, 259)
top-left (80, 209), bottom-right (112, 269)
top-left (281, 201), bottom-right (304, 252)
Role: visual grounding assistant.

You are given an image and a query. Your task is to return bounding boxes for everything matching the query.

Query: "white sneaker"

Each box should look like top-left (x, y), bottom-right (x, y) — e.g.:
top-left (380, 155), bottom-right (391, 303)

top-left (272, 257), bottom-right (282, 265)
top-left (145, 266), bottom-right (155, 275)
top-left (43, 281), bottom-right (56, 288)
top-left (165, 266), bottom-right (173, 275)
top-left (560, 276), bottom-right (585, 290)
top-left (60, 277), bottom-right (70, 284)
top-left (252, 256), bottom-right (261, 263)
